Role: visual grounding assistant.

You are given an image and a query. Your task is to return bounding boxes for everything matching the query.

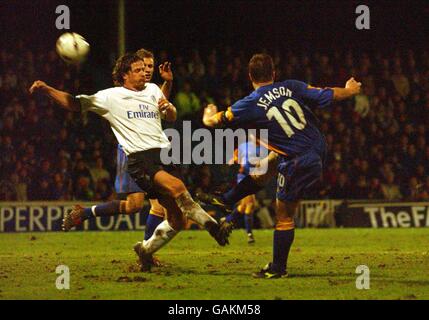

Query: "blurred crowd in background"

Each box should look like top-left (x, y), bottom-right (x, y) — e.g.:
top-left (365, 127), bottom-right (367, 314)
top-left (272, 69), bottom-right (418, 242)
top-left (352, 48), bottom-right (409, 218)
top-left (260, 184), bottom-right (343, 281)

top-left (1, 43), bottom-right (429, 205)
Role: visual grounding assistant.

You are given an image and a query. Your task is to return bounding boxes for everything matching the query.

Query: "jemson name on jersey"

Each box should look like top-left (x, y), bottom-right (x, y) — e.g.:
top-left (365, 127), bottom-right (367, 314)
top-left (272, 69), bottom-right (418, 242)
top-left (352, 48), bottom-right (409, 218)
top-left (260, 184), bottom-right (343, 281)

top-left (127, 110), bottom-right (160, 119)
top-left (257, 86), bottom-right (292, 110)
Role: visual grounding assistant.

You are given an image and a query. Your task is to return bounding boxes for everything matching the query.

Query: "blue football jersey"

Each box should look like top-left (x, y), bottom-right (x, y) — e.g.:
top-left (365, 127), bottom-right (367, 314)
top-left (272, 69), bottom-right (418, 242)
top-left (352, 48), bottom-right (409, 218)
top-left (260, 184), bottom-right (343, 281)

top-left (227, 80), bottom-right (333, 158)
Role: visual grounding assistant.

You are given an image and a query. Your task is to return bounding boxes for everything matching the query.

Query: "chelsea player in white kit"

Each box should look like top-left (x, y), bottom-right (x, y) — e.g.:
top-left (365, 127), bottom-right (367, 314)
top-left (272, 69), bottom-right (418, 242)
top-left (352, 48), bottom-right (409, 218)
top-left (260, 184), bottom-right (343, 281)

top-left (29, 52), bottom-right (232, 271)
top-left (62, 49), bottom-right (172, 267)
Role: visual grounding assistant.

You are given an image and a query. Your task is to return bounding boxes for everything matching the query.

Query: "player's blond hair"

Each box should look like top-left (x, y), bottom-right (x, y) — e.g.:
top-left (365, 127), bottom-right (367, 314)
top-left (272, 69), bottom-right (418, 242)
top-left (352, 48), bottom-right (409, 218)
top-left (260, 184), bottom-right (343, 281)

top-left (136, 48), bottom-right (154, 61)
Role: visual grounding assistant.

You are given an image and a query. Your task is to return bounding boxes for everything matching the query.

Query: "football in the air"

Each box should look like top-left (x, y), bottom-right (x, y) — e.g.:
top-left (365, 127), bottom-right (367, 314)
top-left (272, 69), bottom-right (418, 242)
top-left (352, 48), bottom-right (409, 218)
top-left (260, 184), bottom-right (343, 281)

top-left (56, 32), bottom-right (90, 64)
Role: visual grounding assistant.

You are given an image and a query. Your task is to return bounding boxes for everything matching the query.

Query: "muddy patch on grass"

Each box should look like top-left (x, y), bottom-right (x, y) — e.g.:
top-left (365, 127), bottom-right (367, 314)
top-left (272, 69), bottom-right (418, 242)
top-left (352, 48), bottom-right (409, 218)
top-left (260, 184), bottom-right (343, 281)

top-left (116, 275), bottom-right (150, 282)
top-left (127, 264), bottom-right (141, 273)
top-left (116, 276), bottom-right (132, 282)
top-left (133, 276), bottom-right (148, 282)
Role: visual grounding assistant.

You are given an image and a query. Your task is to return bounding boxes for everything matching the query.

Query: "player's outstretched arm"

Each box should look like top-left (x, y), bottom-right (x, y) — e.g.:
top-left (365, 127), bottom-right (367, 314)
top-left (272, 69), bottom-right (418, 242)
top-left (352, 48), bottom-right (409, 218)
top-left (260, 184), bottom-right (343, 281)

top-left (29, 80), bottom-right (80, 112)
top-left (159, 62), bottom-right (173, 99)
top-left (332, 77), bottom-right (362, 101)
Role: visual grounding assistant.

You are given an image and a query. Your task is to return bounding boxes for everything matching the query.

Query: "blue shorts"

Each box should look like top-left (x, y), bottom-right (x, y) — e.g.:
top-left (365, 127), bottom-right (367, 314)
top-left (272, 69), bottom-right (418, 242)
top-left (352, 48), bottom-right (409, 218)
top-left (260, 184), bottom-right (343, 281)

top-left (276, 149), bottom-right (324, 202)
top-left (115, 145), bottom-right (143, 195)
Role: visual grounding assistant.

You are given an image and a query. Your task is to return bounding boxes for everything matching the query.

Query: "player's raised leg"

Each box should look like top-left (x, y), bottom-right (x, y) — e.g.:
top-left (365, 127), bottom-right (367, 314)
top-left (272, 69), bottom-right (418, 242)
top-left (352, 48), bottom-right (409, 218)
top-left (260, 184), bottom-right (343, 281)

top-left (62, 192), bottom-right (145, 231)
top-left (197, 151), bottom-right (279, 211)
top-left (153, 170), bottom-right (232, 246)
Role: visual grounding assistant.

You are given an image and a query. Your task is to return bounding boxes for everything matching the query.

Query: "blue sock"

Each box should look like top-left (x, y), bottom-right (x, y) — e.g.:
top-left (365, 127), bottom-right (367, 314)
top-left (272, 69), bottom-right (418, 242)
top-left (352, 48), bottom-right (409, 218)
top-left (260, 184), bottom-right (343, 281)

top-left (272, 229), bottom-right (295, 274)
top-left (82, 207), bottom-right (94, 221)
top-left (92, 201), bottom-right (121, 217)
top-left (222, 175), bottom-right (263, 206)
top-left (244, 214), bottom-right (253, 234)
top-left (144, 214), bottom-right (164, 240)
top-left (225, 208), bottom-right (241, 225)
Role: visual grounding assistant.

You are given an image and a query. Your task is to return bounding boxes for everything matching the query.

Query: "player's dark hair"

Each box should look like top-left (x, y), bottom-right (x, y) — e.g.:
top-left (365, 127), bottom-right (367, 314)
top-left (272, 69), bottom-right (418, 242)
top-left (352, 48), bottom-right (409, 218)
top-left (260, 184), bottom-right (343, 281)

top-left (112, 53), bottom-right (143, 86)
top-left (248, 53), bottom-right (274, 83)
top-left (136, 48), bottom-right (155, 61)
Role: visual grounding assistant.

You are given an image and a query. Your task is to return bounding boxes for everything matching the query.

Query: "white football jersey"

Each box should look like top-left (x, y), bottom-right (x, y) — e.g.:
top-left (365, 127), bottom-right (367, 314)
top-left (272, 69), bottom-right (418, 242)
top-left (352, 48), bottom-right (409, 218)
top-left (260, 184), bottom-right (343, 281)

top-left (77, 83), bottom-right (171, 155)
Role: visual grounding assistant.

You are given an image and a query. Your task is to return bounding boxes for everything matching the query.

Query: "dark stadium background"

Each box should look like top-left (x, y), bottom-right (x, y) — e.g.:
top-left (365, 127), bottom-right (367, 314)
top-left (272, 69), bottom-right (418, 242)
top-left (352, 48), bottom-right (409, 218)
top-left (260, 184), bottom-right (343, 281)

top-left (1, 0), bottom-right (428, 64)
top-left (1, 0), bottom-right (427, 87)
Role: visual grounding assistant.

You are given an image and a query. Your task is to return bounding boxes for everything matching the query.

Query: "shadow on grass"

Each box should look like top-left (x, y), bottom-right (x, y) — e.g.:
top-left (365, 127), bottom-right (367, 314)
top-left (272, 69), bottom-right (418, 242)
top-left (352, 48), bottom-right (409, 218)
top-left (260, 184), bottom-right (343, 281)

top-left (150, 265), bottom-right (357, 279)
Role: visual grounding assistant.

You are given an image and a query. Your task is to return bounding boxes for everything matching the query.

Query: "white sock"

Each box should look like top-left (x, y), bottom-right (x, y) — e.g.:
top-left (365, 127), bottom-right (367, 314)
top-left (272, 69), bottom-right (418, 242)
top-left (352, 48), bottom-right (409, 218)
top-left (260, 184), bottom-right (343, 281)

top-left (175, 191), bottom-right (217, 227)
top-left (142, 220), bottom-right (177, 255)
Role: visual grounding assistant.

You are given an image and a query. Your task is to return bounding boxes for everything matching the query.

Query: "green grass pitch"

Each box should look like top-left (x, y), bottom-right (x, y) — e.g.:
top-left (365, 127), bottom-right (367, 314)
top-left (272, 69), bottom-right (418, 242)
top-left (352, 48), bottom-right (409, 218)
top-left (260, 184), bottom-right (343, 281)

top-left (0, 228), bottom-right (428, 300)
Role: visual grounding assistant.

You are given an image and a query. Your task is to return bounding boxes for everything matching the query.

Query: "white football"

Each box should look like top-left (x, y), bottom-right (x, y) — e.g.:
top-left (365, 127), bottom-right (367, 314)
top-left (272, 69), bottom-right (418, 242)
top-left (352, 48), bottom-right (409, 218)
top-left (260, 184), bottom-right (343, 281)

top-left (56, 32), bottom-right (90, 64)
